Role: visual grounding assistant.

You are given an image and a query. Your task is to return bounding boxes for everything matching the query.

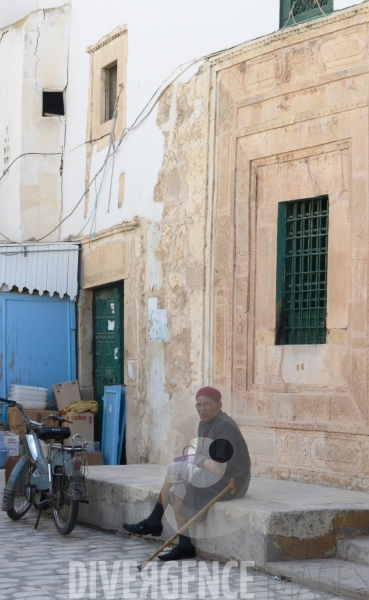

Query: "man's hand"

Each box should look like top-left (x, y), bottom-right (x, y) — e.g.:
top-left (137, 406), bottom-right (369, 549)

top-left (203, 459), bottom-right (224, 476)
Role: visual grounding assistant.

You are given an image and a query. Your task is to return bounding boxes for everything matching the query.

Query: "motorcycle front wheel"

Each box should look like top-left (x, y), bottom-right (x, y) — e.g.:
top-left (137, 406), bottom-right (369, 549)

top-left (7, 465), bottom-right (33, 521)
top-left (52, 468), bottom-right (79, 535)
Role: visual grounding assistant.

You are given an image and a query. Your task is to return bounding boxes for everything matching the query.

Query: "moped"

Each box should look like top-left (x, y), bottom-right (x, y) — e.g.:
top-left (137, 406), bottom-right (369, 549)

top-left (1, 397), bottom-right (88, 535)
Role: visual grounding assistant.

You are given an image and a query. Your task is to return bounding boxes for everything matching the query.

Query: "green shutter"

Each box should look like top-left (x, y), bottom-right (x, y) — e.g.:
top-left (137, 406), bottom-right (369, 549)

top-left (276, 196), bottom-right (329, 345)
top-left (280, 0), bottom-right (333, 29)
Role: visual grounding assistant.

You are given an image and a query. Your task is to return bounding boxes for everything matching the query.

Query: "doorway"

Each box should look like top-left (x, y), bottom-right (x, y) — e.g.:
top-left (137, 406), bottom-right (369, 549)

top-left (93, 283), bottom-right (124, 441)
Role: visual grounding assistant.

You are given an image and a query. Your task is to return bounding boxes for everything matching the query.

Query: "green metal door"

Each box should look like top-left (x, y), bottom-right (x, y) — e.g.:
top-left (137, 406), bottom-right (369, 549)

top-left (93, 284), bottom-right (124, 440)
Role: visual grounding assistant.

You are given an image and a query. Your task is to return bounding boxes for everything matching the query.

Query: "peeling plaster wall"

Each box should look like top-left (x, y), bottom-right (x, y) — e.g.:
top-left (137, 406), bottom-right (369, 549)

top-left (144, 68), bottom-right (213, 463)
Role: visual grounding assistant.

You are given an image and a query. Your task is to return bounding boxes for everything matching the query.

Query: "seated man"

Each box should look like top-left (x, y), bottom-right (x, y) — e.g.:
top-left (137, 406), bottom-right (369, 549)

top-left (123, 386), bottom-right (251, 560)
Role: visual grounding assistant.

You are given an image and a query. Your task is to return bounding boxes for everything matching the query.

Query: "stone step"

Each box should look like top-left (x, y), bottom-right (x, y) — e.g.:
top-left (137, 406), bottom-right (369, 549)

top-left (337, 537), bottom-right (369, 566)
top-left (266, 558), bottom-right (369, 600)
top-left (78, 464), bottom-right (369, 569)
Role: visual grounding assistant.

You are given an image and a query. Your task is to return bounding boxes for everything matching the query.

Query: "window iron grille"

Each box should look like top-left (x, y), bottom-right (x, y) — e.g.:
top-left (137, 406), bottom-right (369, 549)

top-left (294, 0), bottom-right (329, 15)
top-left (276, 196), bottom-right (329, 345)
top-left (280, 0), bottom-right (333, 28)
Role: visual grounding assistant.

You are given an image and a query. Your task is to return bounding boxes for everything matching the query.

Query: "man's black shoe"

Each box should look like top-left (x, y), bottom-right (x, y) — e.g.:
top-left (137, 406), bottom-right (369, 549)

top-left (122, 519), bottom-right (162, 537)
top-left (158, 543), bottom-right (195, 561)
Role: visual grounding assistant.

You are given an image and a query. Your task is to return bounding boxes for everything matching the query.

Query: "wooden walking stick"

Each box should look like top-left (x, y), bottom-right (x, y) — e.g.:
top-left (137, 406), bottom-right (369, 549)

top-left (137, 478), bottom-right (237, 571)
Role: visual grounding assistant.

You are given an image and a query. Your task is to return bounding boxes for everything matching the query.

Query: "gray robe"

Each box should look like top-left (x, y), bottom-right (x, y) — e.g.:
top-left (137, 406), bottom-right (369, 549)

top-left (179, 410), bottom-right (251, 520)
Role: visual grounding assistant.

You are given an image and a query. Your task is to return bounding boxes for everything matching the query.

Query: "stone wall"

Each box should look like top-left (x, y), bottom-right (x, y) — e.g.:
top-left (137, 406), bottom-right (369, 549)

top-left (209, 4), bottom-right (369, 490)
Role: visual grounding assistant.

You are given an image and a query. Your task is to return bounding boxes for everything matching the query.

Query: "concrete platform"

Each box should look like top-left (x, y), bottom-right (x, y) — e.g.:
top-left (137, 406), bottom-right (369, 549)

top-left (79, 464), bottom-right (369, 568)
top-left (337, 537), bottom-right (369, 566)
top-left (266, 558), bottom-right (369, 599)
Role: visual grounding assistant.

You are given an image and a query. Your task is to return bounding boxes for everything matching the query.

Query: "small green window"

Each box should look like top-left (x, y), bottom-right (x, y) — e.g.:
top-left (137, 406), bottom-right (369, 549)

top-left (276, 196), bottom-right (329, 345)
top-left (280, 0), bottom-right (333, 29)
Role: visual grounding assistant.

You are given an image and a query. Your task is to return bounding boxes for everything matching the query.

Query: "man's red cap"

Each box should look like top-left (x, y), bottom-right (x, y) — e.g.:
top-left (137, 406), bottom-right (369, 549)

top-left (196, 386), bottom-right (222, 402)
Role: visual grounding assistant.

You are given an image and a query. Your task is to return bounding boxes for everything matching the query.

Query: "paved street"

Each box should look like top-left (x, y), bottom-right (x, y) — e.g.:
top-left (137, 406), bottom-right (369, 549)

top-left (0, 508), bottom-right (350, 600)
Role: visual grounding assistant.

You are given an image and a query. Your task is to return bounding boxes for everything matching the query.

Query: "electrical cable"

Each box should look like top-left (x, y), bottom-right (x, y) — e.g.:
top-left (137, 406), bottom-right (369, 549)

top-left (282, 0), bottom-right (297, 28)
top-left (0, 247), bottom-right (80, 256)
top-left (0, 152), bottom-right (62, 244)
top-left (70, 45), bottom-right (242, 153)
top-left (63, 86), bottom-right (122, 242)
top-left (91, 91), bottom-right (120, 238)
top-left (0, 231), bottom-right (13, 241)
top-left (0, 152), bottom-right (62, 183)
top-left (37, 84), bottom-right (125, 242)
top-left (314, 0), bottom-right (328, 17)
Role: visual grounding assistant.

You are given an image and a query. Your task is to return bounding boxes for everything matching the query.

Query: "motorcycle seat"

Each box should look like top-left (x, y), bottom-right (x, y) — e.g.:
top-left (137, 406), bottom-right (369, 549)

top-left (37, 427), bottom-right (71, 441)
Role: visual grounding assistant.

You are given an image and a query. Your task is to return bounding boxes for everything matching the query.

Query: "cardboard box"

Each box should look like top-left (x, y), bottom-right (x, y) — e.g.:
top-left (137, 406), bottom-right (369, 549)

top-left (4, 456), bottom-right (19, 482)
top-left (64, 412), bottom-right (94, 445)
top-left (85, 452), bottom-right (104, 466)
top-left (8, 425), bottom-right (24, 440)
top-left (52, 381), bottom-right (81, 412)
top-left (3, 432), bottom-right (20, 457)
top-left (7, 408), bottom-right (60, 440)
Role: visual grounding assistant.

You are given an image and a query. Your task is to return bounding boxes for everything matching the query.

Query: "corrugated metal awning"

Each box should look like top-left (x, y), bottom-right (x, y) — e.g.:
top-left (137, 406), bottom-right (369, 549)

top-left (0, 243), bottom-right (79, 300)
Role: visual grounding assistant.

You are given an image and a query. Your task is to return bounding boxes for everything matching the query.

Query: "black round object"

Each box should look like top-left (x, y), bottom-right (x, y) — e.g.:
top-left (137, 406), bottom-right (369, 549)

top-left (209, 438), bottom-right (233, 463)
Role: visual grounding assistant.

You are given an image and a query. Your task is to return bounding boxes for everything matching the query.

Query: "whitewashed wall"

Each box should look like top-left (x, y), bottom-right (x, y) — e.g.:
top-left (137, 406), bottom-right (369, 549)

top-left (0, 5), bottom-right (70, 242)
top-left (0, 23), bottom-right (24, 241)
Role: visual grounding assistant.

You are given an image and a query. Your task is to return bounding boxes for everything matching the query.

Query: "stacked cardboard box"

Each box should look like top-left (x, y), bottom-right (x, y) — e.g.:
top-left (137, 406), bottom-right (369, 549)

top-left (52, 380), bottom-right (81, 410)
top-left (52, 380), bottom-right (95, 445)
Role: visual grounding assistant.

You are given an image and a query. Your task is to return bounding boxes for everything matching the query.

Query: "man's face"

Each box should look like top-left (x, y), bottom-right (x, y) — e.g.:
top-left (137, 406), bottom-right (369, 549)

top-left (196, 395), bottom-right (222, 423)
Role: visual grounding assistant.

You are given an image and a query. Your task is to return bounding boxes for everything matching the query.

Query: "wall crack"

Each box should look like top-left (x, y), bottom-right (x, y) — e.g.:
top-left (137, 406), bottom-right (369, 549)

top-left (0, 30), bottom-right (9, 44)
top-left (34, 10), bottom-right (45, 81)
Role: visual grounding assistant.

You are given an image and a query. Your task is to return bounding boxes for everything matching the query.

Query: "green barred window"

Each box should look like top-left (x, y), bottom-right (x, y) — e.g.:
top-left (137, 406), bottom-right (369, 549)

top-left (276, 196), bottom-right (329, 345)
top-left (280, 0), bottom-right (333, 28)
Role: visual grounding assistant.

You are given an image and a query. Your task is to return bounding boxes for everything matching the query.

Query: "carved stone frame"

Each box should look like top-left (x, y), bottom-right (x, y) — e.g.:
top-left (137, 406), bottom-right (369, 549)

top-left (210, 7), bottom-right (369, 437)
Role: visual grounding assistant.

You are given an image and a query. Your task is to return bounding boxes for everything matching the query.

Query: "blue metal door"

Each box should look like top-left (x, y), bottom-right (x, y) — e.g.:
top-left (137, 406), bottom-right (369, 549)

top-left (0, 293), bottom-right (76, 400)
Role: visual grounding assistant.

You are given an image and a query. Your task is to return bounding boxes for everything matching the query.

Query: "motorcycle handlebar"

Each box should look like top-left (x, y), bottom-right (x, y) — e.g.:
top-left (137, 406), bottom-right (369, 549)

top-left (0, 398), bottom-right (16, 406)
top-left (1, 398), bottom-right (70, 427)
